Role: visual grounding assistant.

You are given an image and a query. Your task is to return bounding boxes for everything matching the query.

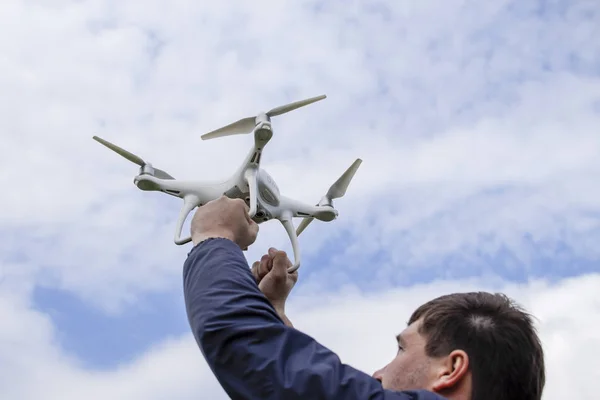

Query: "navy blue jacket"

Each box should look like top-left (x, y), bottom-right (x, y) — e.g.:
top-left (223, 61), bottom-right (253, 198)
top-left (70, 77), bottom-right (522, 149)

top-left (183, 237), bottom-right (446, 399)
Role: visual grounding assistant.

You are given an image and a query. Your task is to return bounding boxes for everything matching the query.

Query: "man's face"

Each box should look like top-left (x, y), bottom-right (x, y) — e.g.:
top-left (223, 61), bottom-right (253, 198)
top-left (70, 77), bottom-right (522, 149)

top-left (372, 319), bottom-right (436, 391)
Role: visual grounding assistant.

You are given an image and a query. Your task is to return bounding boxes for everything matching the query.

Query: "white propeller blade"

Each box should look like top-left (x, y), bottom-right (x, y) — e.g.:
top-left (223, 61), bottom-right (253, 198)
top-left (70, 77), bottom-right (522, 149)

top-left (296, 158), bottom-right (362, 236)
top-left (296, 215), bottom-right (313, 236)
top-left (92, 136), bottom-right (175, 180)
top-left (200, 117), bottom-right (256, 140)
top-left (266, 94), bottom-right (326, 117)
top-left (93, 136), bottom-right (145, 166)
top-left (326, 158), bottom-right (362, 201)
top-left (201, 94), bottom-right (327, 140)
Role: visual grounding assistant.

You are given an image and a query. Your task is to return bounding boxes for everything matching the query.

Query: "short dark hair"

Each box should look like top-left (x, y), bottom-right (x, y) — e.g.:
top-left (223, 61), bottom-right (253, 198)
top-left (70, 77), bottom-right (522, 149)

top-left (408, 292), bottom-right (545, 400)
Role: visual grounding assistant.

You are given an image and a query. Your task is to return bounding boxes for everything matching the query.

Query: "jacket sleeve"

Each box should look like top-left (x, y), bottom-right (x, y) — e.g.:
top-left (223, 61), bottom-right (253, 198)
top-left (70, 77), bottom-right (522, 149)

top-left (182, 237), bottom-right (444, 400)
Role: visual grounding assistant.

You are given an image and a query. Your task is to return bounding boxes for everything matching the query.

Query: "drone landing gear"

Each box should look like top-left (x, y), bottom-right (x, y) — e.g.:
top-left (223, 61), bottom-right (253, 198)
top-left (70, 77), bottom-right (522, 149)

top-left (173, 195), bottom-right (199, 245)
top-left (280, 211), bottom-right (302, 273)
top-left (244, 168), bottom-right (259, 219)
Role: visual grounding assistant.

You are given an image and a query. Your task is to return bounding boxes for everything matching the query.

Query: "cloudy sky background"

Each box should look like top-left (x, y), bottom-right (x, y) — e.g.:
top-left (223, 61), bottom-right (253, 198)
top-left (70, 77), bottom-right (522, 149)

top-left (1, 0), bottom-right (599, 398)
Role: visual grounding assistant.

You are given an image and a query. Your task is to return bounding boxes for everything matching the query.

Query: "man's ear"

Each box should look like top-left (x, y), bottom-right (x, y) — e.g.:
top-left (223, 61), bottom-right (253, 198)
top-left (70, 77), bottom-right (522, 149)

top-left (431, 350), bottom-right (469, 392)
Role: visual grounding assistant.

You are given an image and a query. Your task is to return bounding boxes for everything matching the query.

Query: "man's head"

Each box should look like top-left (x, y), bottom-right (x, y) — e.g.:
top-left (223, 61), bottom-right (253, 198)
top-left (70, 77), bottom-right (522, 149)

top-left (372, 292), bottom-right (545, 400)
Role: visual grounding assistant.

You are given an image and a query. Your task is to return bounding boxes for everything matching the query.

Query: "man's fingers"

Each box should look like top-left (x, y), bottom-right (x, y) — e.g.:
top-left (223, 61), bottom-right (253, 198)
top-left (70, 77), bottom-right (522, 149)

top-left (259, 254), bottom-right (272, 279)
top-left (290, 269), bottom-right (299, 283)
top-left (251, 261), bottom-right (260, 282)
top-left (231, 197), bottom-right (248, 211)
top-left (252, 255), bottom-right (272, 282)
top-left (270, 249), bottom-right (291, 279)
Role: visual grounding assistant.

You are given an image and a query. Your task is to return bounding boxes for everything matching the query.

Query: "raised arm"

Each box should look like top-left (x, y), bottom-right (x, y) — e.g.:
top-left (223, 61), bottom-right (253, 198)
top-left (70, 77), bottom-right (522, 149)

top-left (250, 247), bottom-right (298, 328)
top-left (183, 237), bottom-right (437, 399)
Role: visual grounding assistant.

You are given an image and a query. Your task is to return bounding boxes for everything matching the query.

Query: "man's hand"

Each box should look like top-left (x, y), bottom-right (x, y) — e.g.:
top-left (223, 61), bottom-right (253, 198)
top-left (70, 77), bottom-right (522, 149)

top-left (252, 248), bottom-right (298, 327)
top-left (190, 195), bottom-right (259, 250)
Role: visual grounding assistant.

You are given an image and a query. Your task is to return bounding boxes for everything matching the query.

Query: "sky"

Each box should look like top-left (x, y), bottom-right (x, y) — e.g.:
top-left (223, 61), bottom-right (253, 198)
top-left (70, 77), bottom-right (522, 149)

top-left (1, 0), bottom-right (599, 398)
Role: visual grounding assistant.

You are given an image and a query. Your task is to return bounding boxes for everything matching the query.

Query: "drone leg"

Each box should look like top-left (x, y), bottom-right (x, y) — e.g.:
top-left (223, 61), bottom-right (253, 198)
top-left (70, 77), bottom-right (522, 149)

top-left (280, 211), bottom-right (301, 273)
top-left (244, 168), bottom-right (258, 218)
top-left (174, 195), bottom-right (200, 245)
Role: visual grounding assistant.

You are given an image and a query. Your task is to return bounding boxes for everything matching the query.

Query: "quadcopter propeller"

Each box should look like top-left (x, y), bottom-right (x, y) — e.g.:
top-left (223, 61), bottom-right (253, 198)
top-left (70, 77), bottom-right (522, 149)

top-left (201, 94), bottom-right (327, 140)
top-left (296, 158), bottom-right (362, 236)
top-left (92, 136), bottom-right (175, 180)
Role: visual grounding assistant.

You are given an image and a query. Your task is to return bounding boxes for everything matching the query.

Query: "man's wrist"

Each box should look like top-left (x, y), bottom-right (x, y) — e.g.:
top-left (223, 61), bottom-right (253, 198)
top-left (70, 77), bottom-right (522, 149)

top-left (278, 312), bottom-right (293, 328)
top-left (192, 230), bottom-right (236, 246)
top-left (273, 304), bottom-right (293, 327)
top-left (274, 304), bottom-right (285, 316)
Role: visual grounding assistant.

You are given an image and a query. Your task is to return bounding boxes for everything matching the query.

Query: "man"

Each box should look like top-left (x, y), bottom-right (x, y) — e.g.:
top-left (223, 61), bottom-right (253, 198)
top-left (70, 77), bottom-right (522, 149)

top-left (183, 196), bottom-right (545, 399)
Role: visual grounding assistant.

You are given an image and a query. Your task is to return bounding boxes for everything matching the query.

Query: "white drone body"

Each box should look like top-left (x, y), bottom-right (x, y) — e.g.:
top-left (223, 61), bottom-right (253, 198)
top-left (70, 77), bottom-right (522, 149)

top-left (93, 95), bottom-right (362, 273)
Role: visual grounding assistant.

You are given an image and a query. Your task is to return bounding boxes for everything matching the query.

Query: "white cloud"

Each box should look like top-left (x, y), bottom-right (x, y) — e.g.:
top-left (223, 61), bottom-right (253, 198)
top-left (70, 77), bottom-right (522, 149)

top-left (1, 274), bottom-right (598, 399)
top-left (1, 0), bottom-right (599, 397)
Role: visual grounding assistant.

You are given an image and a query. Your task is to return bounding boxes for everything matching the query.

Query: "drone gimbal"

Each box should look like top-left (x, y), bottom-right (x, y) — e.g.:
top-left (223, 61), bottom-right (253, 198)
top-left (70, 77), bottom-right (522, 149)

top-left (92, 95), bottom-right (362, 272)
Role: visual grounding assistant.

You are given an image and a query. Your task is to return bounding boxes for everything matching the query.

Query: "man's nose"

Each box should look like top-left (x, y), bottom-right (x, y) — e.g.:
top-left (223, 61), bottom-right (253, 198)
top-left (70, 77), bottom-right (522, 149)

top-left (372, 367), bottom-right (384, 383)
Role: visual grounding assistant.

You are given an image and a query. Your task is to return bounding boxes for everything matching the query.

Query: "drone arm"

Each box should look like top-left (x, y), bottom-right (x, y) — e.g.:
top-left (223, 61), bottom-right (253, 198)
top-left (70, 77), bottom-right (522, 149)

top-left (174, 195), bottom-right (200, 245)
top-left (279, 211), bottom-right (301, 273)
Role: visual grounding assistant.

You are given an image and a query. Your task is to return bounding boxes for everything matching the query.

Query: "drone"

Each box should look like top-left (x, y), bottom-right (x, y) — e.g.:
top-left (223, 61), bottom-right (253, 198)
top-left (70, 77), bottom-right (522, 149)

top-left (92, 94), bottom-right (362, 272)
